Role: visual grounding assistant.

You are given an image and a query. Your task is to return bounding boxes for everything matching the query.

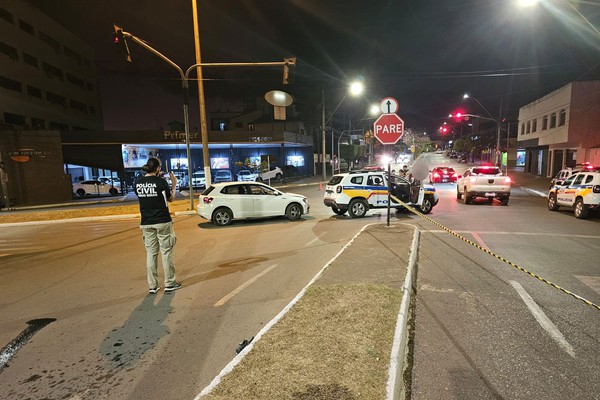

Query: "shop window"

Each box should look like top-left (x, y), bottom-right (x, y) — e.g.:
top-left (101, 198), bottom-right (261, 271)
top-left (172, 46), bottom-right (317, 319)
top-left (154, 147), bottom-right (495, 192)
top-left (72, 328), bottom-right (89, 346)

top-left (542, 116), bottom-right (548, 130)
top-left (0, 41), bottom-right (18, 60)
top-left (27, 85), bottom-right (42, 98)
top-left (0, 7), bottom-right (13, 24)
top-left (19, 19), bottom-right (34, 35)
top-left (0, 75), bottom-right (22, 92)
top-left (559, 109), bottom-right (566, 126)
top-left (23, 52), bottom-right (38, 67)
top-left (550, 112), bottom-right (556, 128)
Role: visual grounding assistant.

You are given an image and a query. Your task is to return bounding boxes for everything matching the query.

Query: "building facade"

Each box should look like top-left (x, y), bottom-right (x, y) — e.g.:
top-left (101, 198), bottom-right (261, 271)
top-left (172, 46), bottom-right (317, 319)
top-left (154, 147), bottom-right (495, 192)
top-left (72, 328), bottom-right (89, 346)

top-left (517, 80), bottom-right (600, 177)
top-left (0, 1), bottom-right (102, 131)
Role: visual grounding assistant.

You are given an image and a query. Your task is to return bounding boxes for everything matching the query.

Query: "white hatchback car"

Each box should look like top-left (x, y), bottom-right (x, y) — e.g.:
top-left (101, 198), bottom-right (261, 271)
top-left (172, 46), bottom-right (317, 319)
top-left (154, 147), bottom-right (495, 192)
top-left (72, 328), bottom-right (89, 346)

top-left (73, 180), bottom-right (119, 197)
top-left (197, 182), bottom-right (309, 226)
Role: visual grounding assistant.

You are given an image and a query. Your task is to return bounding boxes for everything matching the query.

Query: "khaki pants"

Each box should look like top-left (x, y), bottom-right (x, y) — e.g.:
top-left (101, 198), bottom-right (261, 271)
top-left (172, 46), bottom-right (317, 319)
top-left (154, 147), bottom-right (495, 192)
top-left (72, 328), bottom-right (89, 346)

top-left (140, 222), bottom-right (177, 289)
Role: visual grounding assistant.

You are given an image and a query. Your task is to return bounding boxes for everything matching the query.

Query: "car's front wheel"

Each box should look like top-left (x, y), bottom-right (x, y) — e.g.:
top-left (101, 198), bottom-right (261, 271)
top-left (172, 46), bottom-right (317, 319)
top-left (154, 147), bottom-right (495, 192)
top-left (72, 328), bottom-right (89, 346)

top-left (109, 188), bottom-right (119, 196)
top-left (348, 199), bottom-right (368, 218)
top-left (463, 188), bottom-right (471, 204)
top-left (275, 173), bottom-right (283, 180)
top-left (574, 198), bottom-right (590, 219)
top-left (419, 195), bottom-right (434, 214)
top-left (285, 203), bottom-right (303, 220)
top-left (548, 194), bottom-right (559, 211)
top-left (212, 208), bottom-right (233, 226)
top-left (76, 188), bottom-right (86, 197)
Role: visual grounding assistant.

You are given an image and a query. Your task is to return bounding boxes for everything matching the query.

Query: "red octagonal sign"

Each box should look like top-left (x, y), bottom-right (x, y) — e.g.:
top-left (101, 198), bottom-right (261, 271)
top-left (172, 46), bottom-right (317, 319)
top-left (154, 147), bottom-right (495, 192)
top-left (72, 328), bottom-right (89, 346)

top-left (374, 113), bottom-right (404, 145)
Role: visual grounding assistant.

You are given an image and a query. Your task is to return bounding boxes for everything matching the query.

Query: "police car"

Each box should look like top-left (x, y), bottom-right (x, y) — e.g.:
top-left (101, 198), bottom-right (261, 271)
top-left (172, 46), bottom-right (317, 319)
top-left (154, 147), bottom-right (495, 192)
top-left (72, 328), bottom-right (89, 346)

top-left (323, 168), bottom-right (439, 218)
top-left (548, 165), bottom-right (600, 219)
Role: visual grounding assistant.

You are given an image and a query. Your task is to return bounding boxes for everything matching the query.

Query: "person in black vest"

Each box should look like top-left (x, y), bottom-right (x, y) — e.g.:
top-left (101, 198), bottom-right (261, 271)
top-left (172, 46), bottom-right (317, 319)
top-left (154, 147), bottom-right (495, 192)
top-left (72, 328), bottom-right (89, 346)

top-left (135, 157), bottom-right (181, 294)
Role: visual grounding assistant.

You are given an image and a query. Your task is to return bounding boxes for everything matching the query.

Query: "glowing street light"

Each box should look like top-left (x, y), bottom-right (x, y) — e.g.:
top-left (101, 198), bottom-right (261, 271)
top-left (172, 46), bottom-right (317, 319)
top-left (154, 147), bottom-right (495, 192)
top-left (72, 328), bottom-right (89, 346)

top-left (370, 104), bottom-right (380, 116)
top-left (516, 0), bottom-right (539, 7)
top-left (350, 81), bottom-right (365, 96)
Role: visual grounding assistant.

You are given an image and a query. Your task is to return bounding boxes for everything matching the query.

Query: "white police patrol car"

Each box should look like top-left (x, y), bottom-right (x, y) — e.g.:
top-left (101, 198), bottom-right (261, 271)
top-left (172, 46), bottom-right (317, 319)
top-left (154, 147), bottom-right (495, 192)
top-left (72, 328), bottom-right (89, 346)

top-left (323, 168), bottom-right (439, 218)
top-left (548, 166), bottom-right (600, 219)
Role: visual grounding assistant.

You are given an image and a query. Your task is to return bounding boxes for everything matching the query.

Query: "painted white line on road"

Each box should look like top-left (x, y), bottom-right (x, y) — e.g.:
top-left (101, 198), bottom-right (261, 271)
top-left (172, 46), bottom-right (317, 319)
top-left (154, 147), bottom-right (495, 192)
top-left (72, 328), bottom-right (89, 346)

top-left (520, 187), bottom-right (547, 197)
top-left (421, 230), bottom-right (600, 239)
top-left (305, 237), bottom-right (320, 246)
top-left (471, 232), bottom-right (490, 251)
top-left (213, 264), bottom-right (278, 307)
top-left (510, 280), bottom-right (575, 358)
top-left (575, 275), bottom-right (600, 296)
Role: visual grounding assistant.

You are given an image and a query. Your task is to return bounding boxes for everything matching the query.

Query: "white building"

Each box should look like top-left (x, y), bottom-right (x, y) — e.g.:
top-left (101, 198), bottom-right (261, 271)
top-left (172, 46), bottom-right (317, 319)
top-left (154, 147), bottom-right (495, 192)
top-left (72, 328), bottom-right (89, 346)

top-left (0, 1), bottom-right (102, 131)
top-left (517, 80), bottom-right (600, 177)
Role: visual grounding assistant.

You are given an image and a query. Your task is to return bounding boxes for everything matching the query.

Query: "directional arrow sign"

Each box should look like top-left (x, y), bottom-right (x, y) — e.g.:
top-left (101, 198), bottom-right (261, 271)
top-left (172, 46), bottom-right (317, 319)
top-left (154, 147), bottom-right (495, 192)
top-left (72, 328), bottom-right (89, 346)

top-left (373, 113), bottom-right (404, 145)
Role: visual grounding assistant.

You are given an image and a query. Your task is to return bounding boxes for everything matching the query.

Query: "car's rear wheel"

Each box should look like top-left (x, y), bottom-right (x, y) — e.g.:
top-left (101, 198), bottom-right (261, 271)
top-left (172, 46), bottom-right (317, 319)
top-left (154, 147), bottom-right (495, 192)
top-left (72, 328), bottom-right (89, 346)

top-left (463, 188), bottom-right (471, 204)
top-left (76, 188), bottom-right (86, 197)
top-left (419, 195), bottom-right (434, 214)
top-left (456, 188), bottom-right (461, 200)
top-left (548, 194), bottom-right (559, 211)
top-left (332, 207), bottom-right (347, 215)
top-left (574, 198), bottom-right (589, 219)
top-left (286, 203), bottom-right (303, 220)
top-left (212, 208), bottom-right (233, 226)
top-left (276, 173), bottom-right (282, 180)
top-left (109, 188), bottom-right (118, 196)
top-left (348, 199), bottom-right (368, 218)
top-left (501, 196), bottom-right (509, 206)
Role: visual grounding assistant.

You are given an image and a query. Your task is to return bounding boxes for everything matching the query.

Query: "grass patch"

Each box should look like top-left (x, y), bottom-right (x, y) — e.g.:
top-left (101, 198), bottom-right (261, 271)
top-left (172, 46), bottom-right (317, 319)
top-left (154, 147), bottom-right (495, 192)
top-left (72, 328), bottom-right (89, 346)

top-left (0, 199), bottom-right (192, 224)
top-left (202, 283), bottom-right (402, 400)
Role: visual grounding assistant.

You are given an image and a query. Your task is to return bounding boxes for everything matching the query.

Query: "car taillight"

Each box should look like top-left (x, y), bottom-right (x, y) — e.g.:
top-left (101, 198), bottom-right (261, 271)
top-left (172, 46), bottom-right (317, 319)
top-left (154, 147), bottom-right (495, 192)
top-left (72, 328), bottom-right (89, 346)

top-left (336, 186), bottom-right (342, 193)
top-left (203, 197), bottom-right (213, 204)
top-left (433, 172), bottom-right (440, 178)
top-left (452, 173), bottom-right (457, 178)
top-left (594, 185), bottom-right (600, 193)
top-left (504, 177), bottom-right (511, 183)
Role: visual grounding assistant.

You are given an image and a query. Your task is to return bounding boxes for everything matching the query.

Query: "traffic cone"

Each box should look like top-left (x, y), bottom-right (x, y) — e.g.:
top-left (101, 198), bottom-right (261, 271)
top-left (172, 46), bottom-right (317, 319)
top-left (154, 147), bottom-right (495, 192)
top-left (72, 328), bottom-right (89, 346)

top-left (319, 182), bottom-right (323, 191)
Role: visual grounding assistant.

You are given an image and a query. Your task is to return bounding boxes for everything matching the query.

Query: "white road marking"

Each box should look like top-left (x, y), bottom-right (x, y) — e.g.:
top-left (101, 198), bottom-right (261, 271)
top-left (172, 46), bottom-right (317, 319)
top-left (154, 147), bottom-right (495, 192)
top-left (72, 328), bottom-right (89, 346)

top-left (305, 237), bottom-right (320, 246)
top-left (574, 275), bottom-right (600, 296)
top-left (471, 232), bottom-right (490, 251)
top-left (510, 280), bottom-right (575, 358)
top-left (213, 264), bottom-right (278, 307)
top-left (421, 230), bottom-right (600, 239)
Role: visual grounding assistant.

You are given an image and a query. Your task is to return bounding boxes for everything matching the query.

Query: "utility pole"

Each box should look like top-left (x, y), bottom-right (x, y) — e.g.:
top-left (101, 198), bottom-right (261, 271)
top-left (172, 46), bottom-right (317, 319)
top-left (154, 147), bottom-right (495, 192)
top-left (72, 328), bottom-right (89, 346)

top-left (322, 89), bottom-right (326, 181)
top-left (192, 0), bottom-right (211, 188)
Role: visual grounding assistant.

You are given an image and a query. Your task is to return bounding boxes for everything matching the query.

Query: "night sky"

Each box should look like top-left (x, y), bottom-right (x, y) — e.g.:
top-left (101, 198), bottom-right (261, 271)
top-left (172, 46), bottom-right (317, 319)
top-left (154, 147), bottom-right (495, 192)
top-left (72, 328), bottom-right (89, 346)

top-left (27, 0), bottom-right (600, 134)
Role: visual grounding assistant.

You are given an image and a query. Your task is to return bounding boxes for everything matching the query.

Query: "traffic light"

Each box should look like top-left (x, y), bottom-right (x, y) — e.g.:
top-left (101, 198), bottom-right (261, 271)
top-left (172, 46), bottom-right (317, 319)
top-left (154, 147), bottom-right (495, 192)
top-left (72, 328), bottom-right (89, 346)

top-left (282, 57), bottom-right (296, 84)
top-left (113, 24), bottom-right (132, 63)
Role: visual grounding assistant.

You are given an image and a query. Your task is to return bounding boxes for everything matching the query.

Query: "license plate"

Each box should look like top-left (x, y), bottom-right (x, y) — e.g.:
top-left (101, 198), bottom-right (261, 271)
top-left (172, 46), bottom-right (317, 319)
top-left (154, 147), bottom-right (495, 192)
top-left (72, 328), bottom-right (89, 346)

top-left (484, 192), bottom-right (496, 197)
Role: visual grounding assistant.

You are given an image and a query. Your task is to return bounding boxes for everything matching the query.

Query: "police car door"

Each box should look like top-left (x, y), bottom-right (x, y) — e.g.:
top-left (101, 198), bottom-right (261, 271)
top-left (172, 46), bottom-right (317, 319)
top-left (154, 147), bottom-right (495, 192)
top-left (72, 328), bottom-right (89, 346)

top-left (556, 174), bottom-right (582, 206)
top-left (366, 174), bottom-right (387, 206)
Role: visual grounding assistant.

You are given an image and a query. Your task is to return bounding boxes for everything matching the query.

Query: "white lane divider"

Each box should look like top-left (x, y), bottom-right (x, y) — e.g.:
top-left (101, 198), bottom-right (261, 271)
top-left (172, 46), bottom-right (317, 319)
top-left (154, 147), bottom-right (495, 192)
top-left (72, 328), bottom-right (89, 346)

top-left (214, 264), bottom-right (278, 307)
top-left (305, 237), bottom-right (320, 246)
top-left (510, 280), bottom-right (575, 358)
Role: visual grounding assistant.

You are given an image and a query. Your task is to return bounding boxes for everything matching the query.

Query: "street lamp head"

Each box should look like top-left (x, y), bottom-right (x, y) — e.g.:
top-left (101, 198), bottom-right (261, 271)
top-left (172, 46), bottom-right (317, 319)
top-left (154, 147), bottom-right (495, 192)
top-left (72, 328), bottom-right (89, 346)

top-left (349, 81), bottom-right (364, 97)
top-left (370, 104), bottom-right (380, 116)
top-left (517, 0), bottom-right (539, 7)
top-left (463, 94), bottom-right (470, 99)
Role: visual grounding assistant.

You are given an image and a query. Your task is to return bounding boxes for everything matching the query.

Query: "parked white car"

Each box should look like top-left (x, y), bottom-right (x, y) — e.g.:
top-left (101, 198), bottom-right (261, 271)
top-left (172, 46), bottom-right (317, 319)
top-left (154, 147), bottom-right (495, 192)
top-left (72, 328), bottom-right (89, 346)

top-left (256, 166), bottom-right (283, 182)
top-left (237, 169), bottom-right (258, 181)
top-left (73, 180), bottom-right (119, 197)
top-left (97, 176), bottom-right (122, 189)
top-left (197, 181), bottom-right (309, 226)
top-left (191, 171), bottom-right (206, 188)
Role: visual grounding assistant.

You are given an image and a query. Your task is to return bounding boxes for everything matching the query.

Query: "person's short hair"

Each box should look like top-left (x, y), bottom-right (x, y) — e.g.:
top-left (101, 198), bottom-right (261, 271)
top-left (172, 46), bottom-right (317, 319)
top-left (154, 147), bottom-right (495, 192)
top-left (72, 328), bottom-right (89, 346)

top-left (142, 157), bottom-right (161, 173)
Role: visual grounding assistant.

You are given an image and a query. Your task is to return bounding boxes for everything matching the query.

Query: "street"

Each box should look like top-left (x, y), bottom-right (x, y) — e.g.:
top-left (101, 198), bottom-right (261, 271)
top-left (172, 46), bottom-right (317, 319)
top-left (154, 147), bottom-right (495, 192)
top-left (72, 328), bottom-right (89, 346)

top-left (1, 154), bottom-right (599, 399)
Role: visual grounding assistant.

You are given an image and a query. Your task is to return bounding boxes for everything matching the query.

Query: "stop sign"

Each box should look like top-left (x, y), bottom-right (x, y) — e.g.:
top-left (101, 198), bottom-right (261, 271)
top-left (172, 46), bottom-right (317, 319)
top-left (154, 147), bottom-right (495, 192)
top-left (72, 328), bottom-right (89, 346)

top-left (373, 113), bottom-right (404, 145)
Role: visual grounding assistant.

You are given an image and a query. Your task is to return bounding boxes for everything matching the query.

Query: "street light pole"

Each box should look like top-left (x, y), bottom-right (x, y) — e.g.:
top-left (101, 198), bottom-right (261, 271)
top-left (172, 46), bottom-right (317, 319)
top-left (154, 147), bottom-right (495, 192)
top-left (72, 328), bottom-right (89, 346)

top-left (322, 89), bottom-right (326, 181)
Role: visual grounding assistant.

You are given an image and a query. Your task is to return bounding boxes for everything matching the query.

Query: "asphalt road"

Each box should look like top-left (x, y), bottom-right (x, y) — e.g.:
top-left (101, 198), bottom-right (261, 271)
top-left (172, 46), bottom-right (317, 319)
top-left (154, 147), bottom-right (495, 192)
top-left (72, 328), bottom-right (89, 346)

top-left (1, 154), bottom-right (599, 399)
top-left (410, 153), bottom-right (600, 399)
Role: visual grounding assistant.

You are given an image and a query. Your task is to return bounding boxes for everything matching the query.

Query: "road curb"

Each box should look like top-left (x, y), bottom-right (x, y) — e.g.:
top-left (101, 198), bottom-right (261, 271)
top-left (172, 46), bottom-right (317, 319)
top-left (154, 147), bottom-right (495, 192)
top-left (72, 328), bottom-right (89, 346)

top-left (387, 224), bottom-right (420, 400)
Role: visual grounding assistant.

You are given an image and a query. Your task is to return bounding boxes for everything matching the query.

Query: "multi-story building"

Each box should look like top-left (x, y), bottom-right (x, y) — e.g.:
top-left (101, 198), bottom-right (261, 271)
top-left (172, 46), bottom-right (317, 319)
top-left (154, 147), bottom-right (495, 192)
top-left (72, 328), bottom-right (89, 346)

top-left (517, 80), bottom-right (600, 177)
top-left (0, 1), bottom-right (102, 131)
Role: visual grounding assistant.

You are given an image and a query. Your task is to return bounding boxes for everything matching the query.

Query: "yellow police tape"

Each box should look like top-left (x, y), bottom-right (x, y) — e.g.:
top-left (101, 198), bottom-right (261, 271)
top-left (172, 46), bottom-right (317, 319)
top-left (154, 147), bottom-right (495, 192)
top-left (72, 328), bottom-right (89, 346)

top-left (390, 194), bottom-right (600, 312)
